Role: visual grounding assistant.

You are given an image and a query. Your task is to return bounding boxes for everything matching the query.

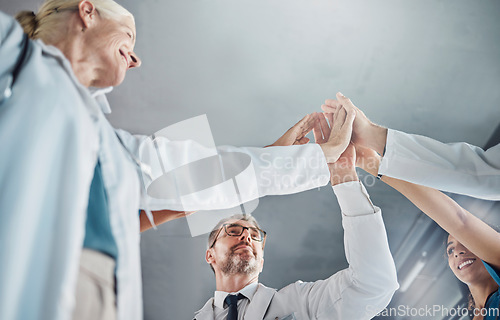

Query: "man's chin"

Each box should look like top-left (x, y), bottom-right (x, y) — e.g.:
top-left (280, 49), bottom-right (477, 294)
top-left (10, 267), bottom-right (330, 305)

top-left (237, 251), bottom-right (255, 259)
top-left (222, 257), bottom-right (257, 275)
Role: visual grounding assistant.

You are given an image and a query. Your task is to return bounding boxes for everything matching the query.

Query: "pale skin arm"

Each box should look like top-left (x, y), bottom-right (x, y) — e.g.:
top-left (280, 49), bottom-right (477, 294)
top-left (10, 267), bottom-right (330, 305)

top-left (321, 92), bottom-right (388, 156)
top-left (355, 145), bottom-right (500, 269)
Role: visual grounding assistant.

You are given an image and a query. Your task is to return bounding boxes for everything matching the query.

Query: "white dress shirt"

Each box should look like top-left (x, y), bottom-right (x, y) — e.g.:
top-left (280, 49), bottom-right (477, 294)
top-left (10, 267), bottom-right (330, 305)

top-left (213, 283), bottom-right (258, 320)
top-left (379, 129), bottom-right (500, 200)
top-left (194, 181), bottom-right (399, 320)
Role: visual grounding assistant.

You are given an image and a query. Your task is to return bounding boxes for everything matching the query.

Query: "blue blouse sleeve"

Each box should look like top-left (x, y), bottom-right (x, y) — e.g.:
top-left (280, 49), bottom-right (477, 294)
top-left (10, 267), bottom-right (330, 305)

top-left (482, 260), bottom-right (500, 285)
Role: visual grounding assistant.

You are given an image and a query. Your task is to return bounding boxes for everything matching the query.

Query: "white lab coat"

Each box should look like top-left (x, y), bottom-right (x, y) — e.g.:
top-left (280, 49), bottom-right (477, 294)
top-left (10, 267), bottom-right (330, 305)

top-left (194, 182), bottom-right (399, 320)
top-left (379, 129), bottom-right (500, 200)
top-left (0, 12), bottom-right (330, 320)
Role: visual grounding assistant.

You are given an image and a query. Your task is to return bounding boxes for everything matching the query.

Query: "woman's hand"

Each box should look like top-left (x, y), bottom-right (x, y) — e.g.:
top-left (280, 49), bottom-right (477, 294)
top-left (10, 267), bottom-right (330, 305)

top-left (267, 113), bottom-right (316, 147)
top-left (312, 107), bottom-right (356, 164)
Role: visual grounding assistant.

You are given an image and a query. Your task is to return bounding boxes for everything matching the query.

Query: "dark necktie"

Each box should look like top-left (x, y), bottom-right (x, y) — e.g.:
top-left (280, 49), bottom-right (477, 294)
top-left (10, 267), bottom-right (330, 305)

top-left (224, 293), bottom-right (244, 320)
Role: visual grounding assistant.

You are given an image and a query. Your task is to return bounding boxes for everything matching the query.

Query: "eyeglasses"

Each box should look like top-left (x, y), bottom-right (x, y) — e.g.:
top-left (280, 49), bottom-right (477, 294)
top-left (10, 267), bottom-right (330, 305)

top-left (210, 223), bottom-right (267, 248)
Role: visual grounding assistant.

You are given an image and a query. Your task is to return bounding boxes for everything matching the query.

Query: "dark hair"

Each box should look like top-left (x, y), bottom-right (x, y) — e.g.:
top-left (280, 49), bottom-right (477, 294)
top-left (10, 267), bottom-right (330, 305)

top-left (443, 224), bottom-right (500, 310)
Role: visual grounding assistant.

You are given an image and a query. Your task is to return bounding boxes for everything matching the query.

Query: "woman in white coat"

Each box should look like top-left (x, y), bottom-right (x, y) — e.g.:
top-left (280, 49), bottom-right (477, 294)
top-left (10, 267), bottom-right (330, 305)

top-left (0, 1), bottom-right (353, 319)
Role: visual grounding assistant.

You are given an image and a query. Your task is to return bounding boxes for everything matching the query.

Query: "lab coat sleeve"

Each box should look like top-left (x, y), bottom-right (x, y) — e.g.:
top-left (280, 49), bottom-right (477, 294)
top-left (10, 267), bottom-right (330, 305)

top-left (281, 181), bottom-right (398, 319)
top-left (379, 129), bottom-right (500, 200)
top-left (114, 129), bottom-right (330, 211)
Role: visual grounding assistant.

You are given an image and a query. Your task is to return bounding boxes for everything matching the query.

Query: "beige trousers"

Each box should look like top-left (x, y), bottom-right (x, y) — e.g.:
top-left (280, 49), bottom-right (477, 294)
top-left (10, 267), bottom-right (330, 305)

top-left (72, 249), bottom-right (116, 320)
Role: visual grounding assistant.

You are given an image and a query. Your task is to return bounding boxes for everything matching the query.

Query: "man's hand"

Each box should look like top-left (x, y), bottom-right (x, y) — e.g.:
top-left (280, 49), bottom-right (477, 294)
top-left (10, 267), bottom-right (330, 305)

top-left (267, 114), bottom-right (316, 147)
top-left (321, 92), bottom-right (387, 156)
top-left (313, 111), bottom-right (359, 185)
top-left (311, 107), bottom-right (356, 164)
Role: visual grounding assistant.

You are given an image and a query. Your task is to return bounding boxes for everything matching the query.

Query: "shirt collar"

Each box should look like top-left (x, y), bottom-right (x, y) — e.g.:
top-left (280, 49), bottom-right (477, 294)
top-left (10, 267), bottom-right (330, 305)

top-left (36, 40), bottom-right (114, 114)
top-left (89, 87), bottom-right (114, 114)
top-left (213, 282), bottom-right (258, 309)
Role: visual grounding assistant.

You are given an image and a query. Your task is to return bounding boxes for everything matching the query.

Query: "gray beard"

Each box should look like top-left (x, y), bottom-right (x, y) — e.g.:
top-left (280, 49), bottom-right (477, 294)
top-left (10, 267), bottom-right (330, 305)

top-left (220, 251), bottom-right (259, 275)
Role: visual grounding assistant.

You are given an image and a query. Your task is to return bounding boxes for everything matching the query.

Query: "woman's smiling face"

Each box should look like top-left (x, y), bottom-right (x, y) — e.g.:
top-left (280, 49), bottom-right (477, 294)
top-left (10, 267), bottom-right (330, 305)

top-left (86, 14), bottom-right (141, 87)
top-left (446, 235), bottom-right (491, 285)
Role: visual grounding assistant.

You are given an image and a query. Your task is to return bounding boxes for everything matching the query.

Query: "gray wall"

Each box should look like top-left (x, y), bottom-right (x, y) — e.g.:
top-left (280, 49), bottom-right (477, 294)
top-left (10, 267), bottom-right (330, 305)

top-left (1, 0), bottom-right (499, 319)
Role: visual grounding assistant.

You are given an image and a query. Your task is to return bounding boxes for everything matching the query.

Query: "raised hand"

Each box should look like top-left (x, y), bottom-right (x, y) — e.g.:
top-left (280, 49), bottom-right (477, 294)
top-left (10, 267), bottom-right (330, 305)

top-left (268, 113), bottom-right (316, 147)
top-left (321, 92), bottom-right (387, 155)
top-left (311, 107), bottom-right (356, 164)
top-left (312, 111), bottom-right (359, 185)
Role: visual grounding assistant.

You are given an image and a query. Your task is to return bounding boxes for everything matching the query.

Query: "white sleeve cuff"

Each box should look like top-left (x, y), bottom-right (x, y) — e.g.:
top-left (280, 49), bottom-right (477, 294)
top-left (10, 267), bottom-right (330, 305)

top-left (378, 128), bottom-right (399, 175)
top-left (332, 181), bottom-right (376, 216)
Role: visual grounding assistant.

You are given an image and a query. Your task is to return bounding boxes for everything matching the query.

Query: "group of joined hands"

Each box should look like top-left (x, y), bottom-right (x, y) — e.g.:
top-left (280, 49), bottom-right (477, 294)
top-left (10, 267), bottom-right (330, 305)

top-left (141, 92), bottom-right (386, 229)
top-left (268, 92), bottom-right (386, 186)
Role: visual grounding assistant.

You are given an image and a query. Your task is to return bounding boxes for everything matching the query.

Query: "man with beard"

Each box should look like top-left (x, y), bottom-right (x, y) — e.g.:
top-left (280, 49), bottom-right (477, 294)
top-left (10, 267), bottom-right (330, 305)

top-left (193, 138), bottom-right (399, 320)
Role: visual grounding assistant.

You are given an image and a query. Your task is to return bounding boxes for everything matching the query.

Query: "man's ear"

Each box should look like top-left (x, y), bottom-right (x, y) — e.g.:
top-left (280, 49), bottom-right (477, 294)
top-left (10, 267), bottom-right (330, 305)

top-left (78, 0), bottom-right (97, 29)
top-left (259, 258), bottom-right (264, 273)
top-left (206, 248), bottom-right (215, 265)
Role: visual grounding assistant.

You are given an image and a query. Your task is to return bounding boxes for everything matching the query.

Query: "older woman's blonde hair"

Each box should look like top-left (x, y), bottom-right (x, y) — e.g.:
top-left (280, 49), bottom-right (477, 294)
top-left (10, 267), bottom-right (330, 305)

top-left (15, 0), bottom-right (133, 43)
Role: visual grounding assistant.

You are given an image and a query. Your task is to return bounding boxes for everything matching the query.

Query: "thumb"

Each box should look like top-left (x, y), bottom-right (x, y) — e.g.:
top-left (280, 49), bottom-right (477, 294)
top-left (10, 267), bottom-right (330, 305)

top-left (332, 109), bottom-right (356, 147)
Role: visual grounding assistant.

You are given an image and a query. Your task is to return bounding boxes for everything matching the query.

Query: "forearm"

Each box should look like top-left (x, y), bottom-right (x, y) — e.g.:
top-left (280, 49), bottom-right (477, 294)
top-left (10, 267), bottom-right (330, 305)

top-left (139, 210), bottom-right (186, 232)
top-left (330, 166), bottom-right (358, 186)
top-left (380, 175), bottom-right (500, 265)
top-left (381, 176), bottom-right (468, 229)
top-left (364, 124), bottom-right (388, 156)
top-left (131, 135), bottom-right (330, 211)
top-left (361, 155), bottom-right (500, 266)
top-left (378, 129), bottom-right (500, 200)
top-left (360, 154), bottom-right (470, 231)
top-left (332, 182), bottom-right (398, 317)
top-left (293, 183), bottom-right (397, 319)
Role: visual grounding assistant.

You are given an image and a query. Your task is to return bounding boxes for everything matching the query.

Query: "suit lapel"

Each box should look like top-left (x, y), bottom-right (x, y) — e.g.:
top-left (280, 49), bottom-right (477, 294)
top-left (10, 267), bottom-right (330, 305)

top-left (244, 283), bottom-right (276, 320)
top-left (193, 298), bottom-right (215, 320)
